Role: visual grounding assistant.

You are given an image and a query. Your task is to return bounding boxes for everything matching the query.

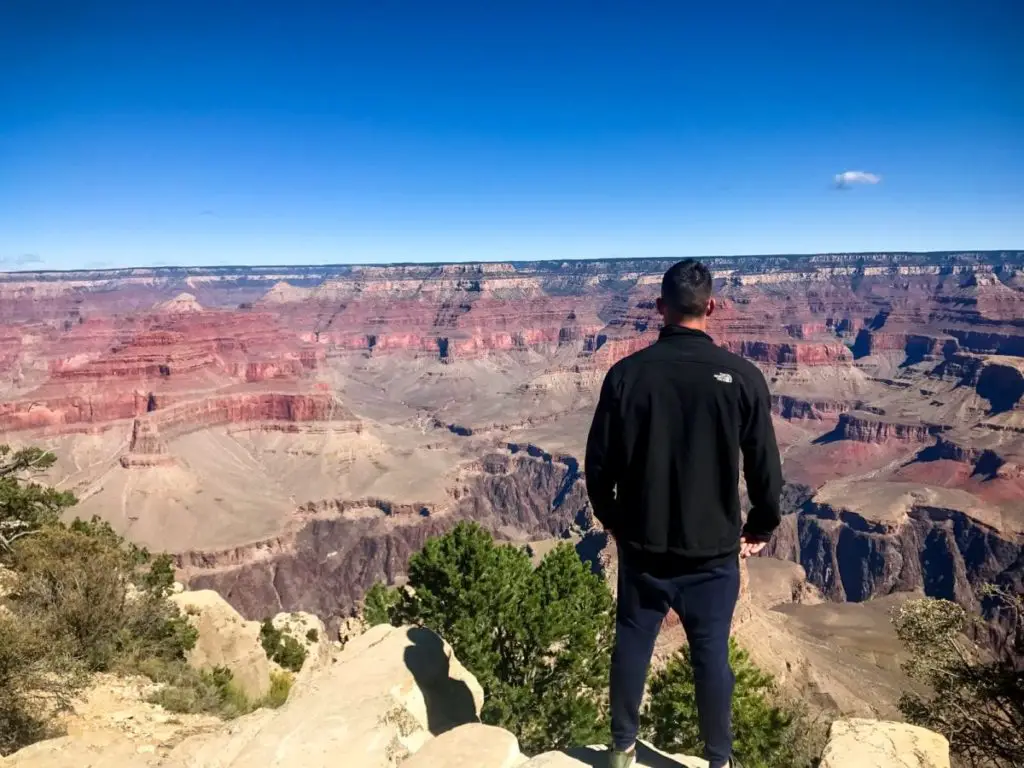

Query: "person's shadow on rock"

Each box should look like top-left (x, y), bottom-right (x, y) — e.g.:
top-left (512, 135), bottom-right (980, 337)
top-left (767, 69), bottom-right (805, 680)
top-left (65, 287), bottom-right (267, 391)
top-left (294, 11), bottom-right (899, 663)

top-left (403, 627), bottom-right (479, 735)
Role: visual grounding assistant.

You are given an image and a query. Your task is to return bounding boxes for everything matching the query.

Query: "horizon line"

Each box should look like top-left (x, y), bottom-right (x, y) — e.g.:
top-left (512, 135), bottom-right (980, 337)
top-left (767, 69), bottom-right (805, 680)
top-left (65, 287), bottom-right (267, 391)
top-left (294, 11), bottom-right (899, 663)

top-left (2, 248), bottom-right (1022, 278)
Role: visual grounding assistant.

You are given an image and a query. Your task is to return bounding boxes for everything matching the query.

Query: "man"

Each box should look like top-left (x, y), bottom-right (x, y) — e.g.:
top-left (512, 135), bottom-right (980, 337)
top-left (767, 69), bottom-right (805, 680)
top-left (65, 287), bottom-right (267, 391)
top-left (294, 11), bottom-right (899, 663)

top-left (585, 259), bottom-right (783, 768)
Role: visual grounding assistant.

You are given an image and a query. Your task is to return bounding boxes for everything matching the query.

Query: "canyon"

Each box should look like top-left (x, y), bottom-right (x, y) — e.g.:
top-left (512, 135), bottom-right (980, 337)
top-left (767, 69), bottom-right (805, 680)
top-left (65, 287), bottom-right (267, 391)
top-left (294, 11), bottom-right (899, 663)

top-left (2, 250), bottom-right (1023, 716)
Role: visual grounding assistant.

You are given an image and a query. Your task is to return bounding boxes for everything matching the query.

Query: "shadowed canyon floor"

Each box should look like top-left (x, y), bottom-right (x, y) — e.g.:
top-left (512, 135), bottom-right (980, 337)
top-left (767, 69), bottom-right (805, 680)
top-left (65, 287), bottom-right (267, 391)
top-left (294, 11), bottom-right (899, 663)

top-left (2, 251), bottom-right (1023, 716)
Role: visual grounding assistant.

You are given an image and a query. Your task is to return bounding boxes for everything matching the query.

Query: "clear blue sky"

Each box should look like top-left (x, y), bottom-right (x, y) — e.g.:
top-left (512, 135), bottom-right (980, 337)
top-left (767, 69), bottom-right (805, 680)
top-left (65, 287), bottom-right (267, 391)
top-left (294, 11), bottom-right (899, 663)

top-left (1, 1), bottom-right (1021, 269)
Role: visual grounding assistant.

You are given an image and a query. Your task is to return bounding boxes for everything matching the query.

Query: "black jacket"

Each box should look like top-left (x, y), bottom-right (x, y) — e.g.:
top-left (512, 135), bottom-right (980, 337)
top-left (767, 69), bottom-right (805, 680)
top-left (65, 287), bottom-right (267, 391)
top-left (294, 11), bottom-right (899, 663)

top-left (585, 325), bottom-right (783, 562)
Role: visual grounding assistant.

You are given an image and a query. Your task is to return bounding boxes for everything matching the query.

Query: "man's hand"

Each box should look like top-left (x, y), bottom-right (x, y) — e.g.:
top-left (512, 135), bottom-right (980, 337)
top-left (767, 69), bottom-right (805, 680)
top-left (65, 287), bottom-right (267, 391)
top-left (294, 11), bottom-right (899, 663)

top-left (740, 536), bottom-right (767, 559)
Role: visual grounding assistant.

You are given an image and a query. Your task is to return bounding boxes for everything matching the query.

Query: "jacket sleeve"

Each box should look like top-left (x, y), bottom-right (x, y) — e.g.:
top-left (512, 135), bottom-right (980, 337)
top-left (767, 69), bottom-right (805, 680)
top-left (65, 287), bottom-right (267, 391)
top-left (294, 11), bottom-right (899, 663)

top-left (585, 370), bottom-right (623, 532)
top-left (740, 370), bottom-right (784, 541)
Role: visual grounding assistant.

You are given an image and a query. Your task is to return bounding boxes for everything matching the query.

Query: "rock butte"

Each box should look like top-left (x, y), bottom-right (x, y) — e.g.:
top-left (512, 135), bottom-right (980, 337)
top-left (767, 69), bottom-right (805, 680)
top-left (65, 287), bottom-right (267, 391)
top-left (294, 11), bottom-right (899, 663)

top-left (0, 250), bottom-right (1022, 714)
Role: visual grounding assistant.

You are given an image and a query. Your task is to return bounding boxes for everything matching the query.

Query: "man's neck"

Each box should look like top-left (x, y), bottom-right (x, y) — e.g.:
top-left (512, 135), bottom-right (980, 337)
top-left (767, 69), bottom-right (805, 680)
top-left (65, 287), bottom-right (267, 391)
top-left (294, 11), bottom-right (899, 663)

top-left (666, 318), bottom-right (708, 333)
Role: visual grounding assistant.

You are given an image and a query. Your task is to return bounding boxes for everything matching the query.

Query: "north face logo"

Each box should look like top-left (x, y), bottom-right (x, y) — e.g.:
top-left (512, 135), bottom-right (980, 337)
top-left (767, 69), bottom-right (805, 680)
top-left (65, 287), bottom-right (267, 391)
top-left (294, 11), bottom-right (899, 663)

top-left (714, 372), bottom-right (733, 384)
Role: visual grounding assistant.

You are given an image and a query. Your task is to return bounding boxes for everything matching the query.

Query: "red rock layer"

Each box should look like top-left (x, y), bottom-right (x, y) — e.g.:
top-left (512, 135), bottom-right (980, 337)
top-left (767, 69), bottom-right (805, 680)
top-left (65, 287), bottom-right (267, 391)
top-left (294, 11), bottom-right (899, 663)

top-left (720, 339), bottom-right (852, 366)
top-left (0, 391), bottom-right (156, 431)
top-left (834, 412), bottom-right (943, 443)
top-left (772, 395), bottom-right (855, 421)
top-left (115, 393), bottom-right (358, 467)
top-left (2, 253), bottom-right (1023, 443)
top-left (143, 392), bottom-right (355, 438)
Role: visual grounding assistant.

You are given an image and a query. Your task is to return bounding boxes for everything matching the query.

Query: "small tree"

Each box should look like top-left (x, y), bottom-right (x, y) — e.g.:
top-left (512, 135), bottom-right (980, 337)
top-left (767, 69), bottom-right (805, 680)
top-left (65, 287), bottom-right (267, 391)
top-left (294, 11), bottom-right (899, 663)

top-left (0, 446), bottom-right (76, 555)
top-left (259, 619), bottom-right (308, 673)
top-left (383, 522), bottom-right (614, 754)
top-left (893, 592), bottom-right (1024, 768)
top-left (643, 639), bottom-right (817, 768)
top-left (363, 582), bottom-right (402, 627)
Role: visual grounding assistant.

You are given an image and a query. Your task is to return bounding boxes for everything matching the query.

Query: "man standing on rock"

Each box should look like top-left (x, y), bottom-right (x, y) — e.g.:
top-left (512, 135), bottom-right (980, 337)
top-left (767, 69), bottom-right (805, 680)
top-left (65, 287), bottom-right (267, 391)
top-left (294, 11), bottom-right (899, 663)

top-left (585, 258), bottom-right (783, 768)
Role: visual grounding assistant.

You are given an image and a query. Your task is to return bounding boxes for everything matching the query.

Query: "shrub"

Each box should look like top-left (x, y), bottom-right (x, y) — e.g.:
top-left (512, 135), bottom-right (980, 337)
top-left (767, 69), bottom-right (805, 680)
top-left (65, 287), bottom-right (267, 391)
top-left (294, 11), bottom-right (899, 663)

top-left (305, 628), bottom-right (319, 643)
top-left (274, 635), bottom-right (307, 673)
top-left (893, 591), bottom-right (1024, 768)
top-left (0, 444), bottom-right (200, 754)
top-left (388, 522), bottom-right (613, 754)
top-left (8, 524), bottom-right (196, 673)
top-left (260, 619), bottom-right (308, 673)
top-left (148, 663), bottom-right (294, 717)
top-left (147, 664), bottom-right (253, 719)
top-left (0, 615), bottom-right (87, 756)
top-left (362, 582), bottom-right (402, 627)
top-left (266, 670), bottom-right (294, 708)
top-left (259, 619), bottom-right (281, 655)
top-left (643, 639), bottom-right (820, 768)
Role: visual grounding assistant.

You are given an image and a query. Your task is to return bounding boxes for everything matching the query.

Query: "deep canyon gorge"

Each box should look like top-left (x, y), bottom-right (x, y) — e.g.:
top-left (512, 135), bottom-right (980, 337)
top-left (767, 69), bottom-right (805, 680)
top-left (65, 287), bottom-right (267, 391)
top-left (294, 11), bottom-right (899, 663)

top-left (2, 250), bottom-right (1023, 717)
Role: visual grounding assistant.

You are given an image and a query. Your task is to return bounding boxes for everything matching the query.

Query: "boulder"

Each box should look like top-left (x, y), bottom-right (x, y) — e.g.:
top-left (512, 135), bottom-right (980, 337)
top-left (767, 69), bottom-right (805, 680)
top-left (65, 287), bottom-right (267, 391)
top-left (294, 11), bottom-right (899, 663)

top-left (269, 610), bottom-right (330, 675)
top-left (820, 719), bottom-right (951, 768)
top-left (169, 590), bottom-right (271, 701)
top-left (164, 624), bottom-right (485, 767)
top-left (270, 611), bottom-right (325, 650)
top-left (337, 614), bottom-right (369, 648)
top-left (401, 724), bottom-right (523, 768)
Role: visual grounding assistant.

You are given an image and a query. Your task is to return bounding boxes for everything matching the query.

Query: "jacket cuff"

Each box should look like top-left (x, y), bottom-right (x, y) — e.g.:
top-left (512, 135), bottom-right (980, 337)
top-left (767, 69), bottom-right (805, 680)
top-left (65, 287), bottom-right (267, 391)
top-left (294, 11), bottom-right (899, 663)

top-left (740, 527), bottom-right (774, 543)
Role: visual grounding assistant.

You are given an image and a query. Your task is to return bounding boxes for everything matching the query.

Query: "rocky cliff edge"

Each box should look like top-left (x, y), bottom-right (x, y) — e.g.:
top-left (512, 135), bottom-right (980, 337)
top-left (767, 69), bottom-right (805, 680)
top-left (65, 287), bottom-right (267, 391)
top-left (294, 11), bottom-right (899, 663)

top-left (1, 616), bottom-right (951, 768)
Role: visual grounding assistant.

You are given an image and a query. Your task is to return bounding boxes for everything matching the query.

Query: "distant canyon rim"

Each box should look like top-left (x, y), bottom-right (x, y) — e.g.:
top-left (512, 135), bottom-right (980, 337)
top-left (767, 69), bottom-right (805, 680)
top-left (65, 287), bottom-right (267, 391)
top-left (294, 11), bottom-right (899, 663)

top-left (2, 250), bottom-right (1023, 715)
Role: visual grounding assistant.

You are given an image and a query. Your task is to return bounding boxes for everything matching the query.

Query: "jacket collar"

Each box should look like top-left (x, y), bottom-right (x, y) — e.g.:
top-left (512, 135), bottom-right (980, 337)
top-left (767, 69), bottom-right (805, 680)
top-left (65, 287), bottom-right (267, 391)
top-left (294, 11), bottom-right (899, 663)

top-left (658, 324), bottom-right (714, 343)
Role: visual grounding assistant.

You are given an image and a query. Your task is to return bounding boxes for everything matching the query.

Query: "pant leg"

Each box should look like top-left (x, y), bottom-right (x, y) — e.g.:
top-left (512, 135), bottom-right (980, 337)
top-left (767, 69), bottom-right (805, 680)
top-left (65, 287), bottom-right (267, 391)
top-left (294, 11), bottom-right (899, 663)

top-left (676, 560), bottom-right (740, 768)
top-left (610, 554), bottom-right (671, 751)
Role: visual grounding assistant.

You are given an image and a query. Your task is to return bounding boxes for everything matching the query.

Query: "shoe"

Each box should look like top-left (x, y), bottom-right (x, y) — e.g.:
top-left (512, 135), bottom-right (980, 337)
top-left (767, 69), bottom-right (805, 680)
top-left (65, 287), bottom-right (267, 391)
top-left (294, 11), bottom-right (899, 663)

top-left (608, 746), bottom-right (636, 768)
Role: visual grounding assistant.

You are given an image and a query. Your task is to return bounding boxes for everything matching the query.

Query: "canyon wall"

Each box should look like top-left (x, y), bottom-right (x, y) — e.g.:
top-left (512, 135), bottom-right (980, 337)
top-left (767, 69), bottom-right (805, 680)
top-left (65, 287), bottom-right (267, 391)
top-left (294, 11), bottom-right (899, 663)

top-left (767, 500), bottom-right (1021, 606)
top-left (181, 444), bottom-right (591, 619)
top-left (1, 249), bottom-right (1021, 641)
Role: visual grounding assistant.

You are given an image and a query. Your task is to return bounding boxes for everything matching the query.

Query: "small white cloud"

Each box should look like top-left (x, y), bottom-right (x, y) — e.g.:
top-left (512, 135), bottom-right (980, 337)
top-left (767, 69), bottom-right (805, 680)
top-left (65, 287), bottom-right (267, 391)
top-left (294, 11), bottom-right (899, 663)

top-left (834, 170), bottom-right (882, 188)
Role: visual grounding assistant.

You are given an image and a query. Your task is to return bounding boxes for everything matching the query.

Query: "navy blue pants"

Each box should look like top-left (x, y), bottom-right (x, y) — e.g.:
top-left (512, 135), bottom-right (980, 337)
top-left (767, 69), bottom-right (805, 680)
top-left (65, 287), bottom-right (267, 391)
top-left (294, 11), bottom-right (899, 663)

top-left (610, 550), bottom-right (740, 768)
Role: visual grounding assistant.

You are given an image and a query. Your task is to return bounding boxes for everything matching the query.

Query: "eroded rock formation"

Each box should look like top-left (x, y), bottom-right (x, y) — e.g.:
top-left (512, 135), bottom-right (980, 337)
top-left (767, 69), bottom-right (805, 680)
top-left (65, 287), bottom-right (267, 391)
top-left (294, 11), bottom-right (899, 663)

top-left (169, 589), bottom-right (272, 701)
top-left (0, 616), bottom-right (950, 768)
top-left (767, 483), bottom-right (1022, 605)
top-left (819, 719), bottom-right (950, 768)
top-left (1, 249), bottom-right (1022, 685)
top-left (179, 443), bottom-right (590, 619)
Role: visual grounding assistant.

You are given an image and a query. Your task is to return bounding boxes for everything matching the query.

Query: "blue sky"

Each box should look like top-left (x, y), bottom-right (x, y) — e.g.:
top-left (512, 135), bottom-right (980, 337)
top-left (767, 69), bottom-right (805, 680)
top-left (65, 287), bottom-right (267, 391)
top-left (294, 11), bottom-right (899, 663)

top-left (1, 1), bottom-right (1021, 269)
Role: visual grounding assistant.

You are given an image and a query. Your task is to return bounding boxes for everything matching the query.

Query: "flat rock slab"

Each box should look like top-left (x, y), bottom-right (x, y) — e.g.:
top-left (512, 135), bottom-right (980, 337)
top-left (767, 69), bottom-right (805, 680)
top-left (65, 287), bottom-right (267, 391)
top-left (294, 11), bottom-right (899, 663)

top-left (402, 724), bottom-right (523, 768)
top-left (529, 743), bottom-right (707, 768)
top-left (820, 719), bottom-right (950, 768)
top-left (0, 734), bottom-right (154, 768)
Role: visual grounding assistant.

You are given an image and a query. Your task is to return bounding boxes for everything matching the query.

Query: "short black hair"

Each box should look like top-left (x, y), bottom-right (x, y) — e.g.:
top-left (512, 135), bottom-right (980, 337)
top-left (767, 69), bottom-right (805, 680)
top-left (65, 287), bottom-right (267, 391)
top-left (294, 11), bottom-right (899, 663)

top-left (661, 259), bottom-right (713, 318)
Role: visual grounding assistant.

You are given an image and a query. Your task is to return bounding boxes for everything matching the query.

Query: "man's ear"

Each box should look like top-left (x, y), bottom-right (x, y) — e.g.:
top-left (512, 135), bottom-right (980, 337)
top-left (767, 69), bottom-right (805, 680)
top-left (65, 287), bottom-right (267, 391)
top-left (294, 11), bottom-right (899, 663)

top-left (656, 297), bottom-right (667, 318)
top-left (706, 297), bottom-right (716, 318)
